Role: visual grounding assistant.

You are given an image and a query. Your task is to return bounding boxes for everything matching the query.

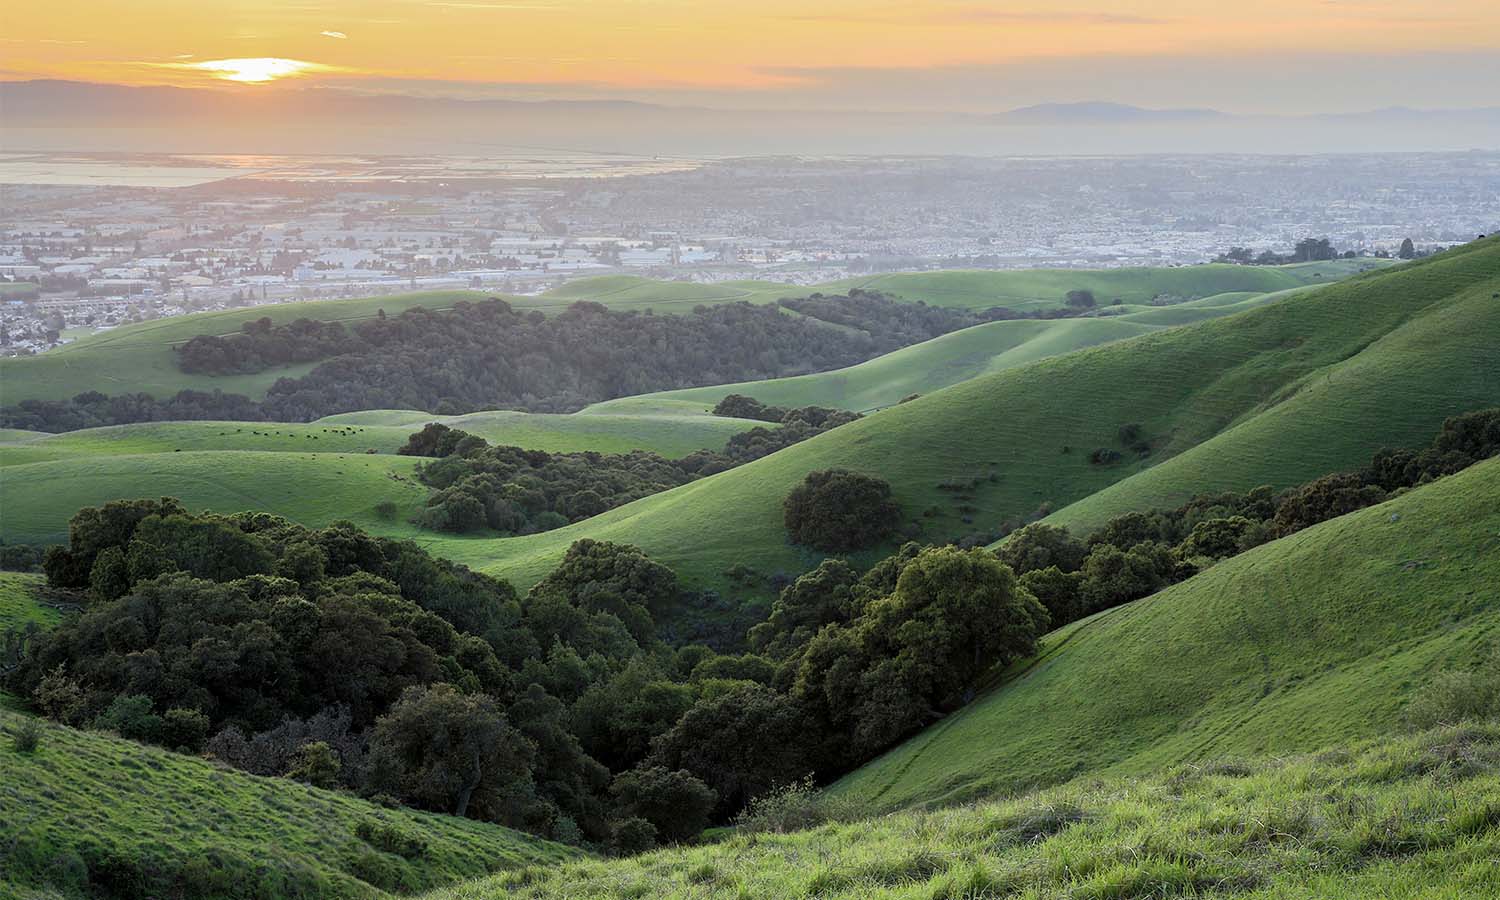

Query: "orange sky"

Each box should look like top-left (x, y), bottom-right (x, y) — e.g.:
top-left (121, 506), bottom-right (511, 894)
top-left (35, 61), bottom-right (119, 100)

top-left (5, 1), bottom-right (1500, 109)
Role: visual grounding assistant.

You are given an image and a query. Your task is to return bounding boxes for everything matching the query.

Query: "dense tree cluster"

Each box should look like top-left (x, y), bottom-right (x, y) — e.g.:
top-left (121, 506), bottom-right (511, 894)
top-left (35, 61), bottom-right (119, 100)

top-left (776, 289), bottom-right (1011, 342)
top-left (1215, 237), bottom-right (1353, 265)
top-left (783, 469), bottom-right (903, 552)
top-left (0, 389), bottom-right (267, 432)
top-left (177, 316), bottom-right (362, 374)
top-left (9, 500), bottom-right (1054, 854)
top-left (398, 409), bottom-right (860, 536)
top-left (2, 291), bottom-right (1118, 432)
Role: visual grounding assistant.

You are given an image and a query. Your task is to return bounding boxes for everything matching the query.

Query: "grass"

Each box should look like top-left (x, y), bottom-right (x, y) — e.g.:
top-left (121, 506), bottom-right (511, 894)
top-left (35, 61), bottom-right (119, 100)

top-left (832, 456), bottom-right (1500, 811)
top-left (1, 263), bottom-right (1377, 406)
top-left (0, 451), bottom-right (430, 546)
top-left (584, 290), bottom-right (1314, 416)
top-left (0, 710), bottom-right (578, 899)
top-left (0, 410), bottom-right (756, 470)
top-left (435, 237), bottom-right (1500, 595)
top-left (0, 290), bottom-right (477, 404)
top-left (429, 720), bottom-right (1500, 899)
top-left (0, 572), bottom-right (58, 632)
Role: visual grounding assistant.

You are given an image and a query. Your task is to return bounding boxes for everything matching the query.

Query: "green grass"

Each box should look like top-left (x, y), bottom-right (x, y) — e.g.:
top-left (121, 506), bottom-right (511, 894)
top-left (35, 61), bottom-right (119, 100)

top-left (0, 291), bottom-right (477, 404)
top-left (1, 263), bottom-right (1377, 407)
top-left (832, 456), bottom-right (1500, 811)
top-left (0, 451), bottom-right (430, 546)
top-left (0, 410), bottom-right (756, 471)
top-left (429, 238), bottom-right (1499, 595)
top-left (430, 720), bottom-right (1500, 899)
top-left (583, 292), bottom-right (1317, 416)
top-left (0, 572), bottom-right (57, 631)
top-left (0, 711), bottom-right (578, 899)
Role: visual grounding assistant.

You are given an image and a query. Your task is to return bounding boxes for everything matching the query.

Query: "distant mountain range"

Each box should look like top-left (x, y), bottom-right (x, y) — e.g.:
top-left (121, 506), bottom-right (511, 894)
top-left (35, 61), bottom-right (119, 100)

top-left (3, 80), bottom-right (1498, 156)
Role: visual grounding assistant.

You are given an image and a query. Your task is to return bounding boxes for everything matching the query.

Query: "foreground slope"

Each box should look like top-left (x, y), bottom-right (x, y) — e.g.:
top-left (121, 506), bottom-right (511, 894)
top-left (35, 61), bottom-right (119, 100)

top-left (460, 238), bottom-right (1500, 592)
top-left (833, 456), bottom-right (1500, 811)
top-left (0, 711), bottom-right (576, 899)
top-left (435, 722), bottom-right (1500, 900)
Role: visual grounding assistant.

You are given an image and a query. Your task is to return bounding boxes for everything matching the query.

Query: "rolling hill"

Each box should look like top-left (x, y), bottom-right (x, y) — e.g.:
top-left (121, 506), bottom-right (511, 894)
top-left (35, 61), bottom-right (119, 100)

top-left (439, 237), bottom-right (1500, 593)
top-left (0, 409), bottom-right (756, 470)
top-left (833, 455), bottom-right (1500, 811)
top-left (0, 708), bottom-right (577, 898)
top-left (0, 245), bottom-right (1483, 595)
top-left (584, 288), bottom-right (1304, 415)
top-left (1, 261), bottom-right (1375, 406)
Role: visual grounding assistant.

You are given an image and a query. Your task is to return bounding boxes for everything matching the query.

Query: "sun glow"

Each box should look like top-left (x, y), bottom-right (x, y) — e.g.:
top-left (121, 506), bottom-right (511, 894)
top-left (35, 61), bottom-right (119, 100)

top-left (180, 57), bottom-right (330, 83)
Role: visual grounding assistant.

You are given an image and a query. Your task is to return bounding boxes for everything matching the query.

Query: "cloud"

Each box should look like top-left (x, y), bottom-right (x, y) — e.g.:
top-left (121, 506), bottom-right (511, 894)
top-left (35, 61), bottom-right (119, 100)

top-left (782, 8), bottom-right (1172, 26)
top-left (320, 30), bottom-right (348, 39)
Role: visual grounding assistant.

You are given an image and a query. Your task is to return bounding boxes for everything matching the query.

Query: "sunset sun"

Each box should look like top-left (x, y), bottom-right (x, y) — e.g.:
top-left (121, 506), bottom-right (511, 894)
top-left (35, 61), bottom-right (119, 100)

top-left (180, 57), bottom-right (329, 83)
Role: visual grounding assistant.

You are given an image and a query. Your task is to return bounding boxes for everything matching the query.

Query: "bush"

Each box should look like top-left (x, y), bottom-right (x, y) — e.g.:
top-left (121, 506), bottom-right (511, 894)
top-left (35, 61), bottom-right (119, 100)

top-left (93, 694), bottom-right (163, 742)
top-left (609, 766), bottom-right (717, 845)
top-left (735, 775), bottom-right (862, 834)
top-left (1405, 650), bottom-right (1500, 729)
top-left (609, 817), bottom-right (658, 855)
top-left (286, 740), bottom-right (342, 788)
top-left (11, 717), bottom-right (42, 753)
top-left (783, 469), bottom-right (902, 552)
top-left (160, 708), bottom-right (210, 753)
top-left (355, 819), bottom-right (428, 859)
top-left (373, 500), bottom-right (399, 521)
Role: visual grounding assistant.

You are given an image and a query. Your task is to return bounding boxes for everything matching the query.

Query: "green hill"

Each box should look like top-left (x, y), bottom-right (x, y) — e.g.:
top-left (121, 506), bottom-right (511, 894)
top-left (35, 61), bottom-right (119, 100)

top-left (0, 290), bottom-right (476, 404)
top-left (2, 262), bottom-right (1374, 407)
top-left (833, 456), bottom-right (1500, 811)
top-left (811, 259), bottom-right (1374, 310)
top-left (443, 238), bottom-right (1500, 593)
top-left (0, 410), bottom-right (755, 470)
top-left (431, 720), bottom-right (1500, 900)
top-left (0, 710), bottom-right (577, 899)
top-left (584, 289), bottom-right (1312, 416)
top-left (0, 451), bottom-right (429, 546)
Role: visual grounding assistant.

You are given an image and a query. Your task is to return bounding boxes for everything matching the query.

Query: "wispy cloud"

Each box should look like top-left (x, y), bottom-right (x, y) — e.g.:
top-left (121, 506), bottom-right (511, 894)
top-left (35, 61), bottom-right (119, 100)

top-left (422, 2), bottom-right (566, 9)
top-left (783, 8), bottom-right (1173, 26)
top-left (320, 30), bottom-right (348, 39)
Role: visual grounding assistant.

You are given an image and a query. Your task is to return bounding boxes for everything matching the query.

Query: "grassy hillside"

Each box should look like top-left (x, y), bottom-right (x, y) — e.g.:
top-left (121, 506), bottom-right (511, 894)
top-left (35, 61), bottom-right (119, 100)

top-left (0, 410), bottom-right (756, 470)
top-left (428, 238), bottom-right (1499, 594)
top-left (811, 259), bottom-right (1375, 311)
top-left (433, 721), bottom-right (1500, 899)
top-left (0, 572), bottom-right (56, 632)
top-left (0, 710), bottom-right (577, 899)
top-left (832, 456), bottom-right (1500, 811)
top-left (0, 290), bottom-right (477, 404)
top-left (2, 262), bottom-right (1373, 407)
top-left (584, 289), bottom-right (1311, 416)
top-left (0, 451), bottom-right (429, 546)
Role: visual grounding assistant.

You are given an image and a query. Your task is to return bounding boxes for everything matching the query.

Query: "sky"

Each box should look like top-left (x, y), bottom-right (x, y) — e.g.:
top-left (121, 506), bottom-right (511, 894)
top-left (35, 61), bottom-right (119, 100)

top-left (5, 1), bottom-right (1500, 113)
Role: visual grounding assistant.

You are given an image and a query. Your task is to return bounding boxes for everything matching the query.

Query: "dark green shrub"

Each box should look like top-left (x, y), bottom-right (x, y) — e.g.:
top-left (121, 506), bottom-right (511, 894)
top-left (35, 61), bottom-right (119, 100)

top-left (783, 469), bottom-right (901, 552)
top-left (355, 819), bottom-right (428, 859)
top-left (11, 716), bottom-right (42, 753)
top-left (609, 817), bottom-right (657, 855)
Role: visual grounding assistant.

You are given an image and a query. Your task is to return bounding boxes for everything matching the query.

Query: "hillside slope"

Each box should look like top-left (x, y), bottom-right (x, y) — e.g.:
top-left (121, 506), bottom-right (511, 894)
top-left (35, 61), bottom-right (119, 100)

top-left (584, 288), bottom-right (1306, 415)
top-left (832, 456), bottom-right (1500, 811)
top-left (433, 721), bottom-right (1500, 900)
top-left (457, 238), bottom-right (1500, 593)
top-left (1, 262), bottom-right (1370, 406)
top-left (0, 711), bottom-right (576, 899)
top-left (0, 290), bottom-right (478, 404)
